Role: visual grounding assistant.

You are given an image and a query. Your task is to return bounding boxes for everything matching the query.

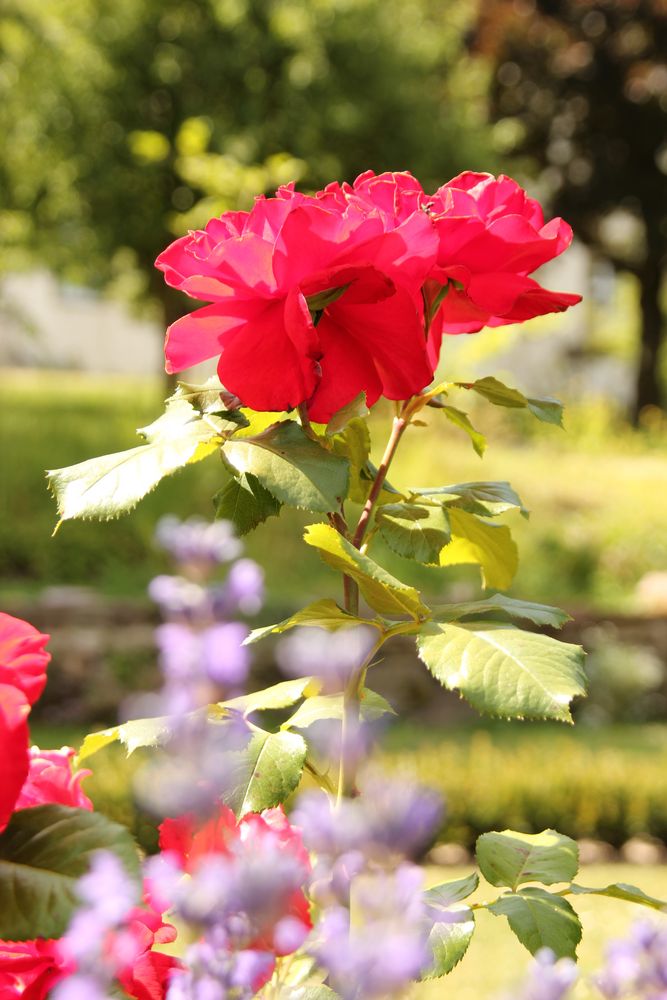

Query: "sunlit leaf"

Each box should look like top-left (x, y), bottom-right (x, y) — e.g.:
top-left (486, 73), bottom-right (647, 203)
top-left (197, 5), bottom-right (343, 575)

top-left (304, 523), bottom-right (429, 620)
top-left (220, 677), bottom-right (319, 715)
top-left (413, 481), bottom-right (528, 519)
top-left (417, 621), bottom-right (586, 722)
top-left (433, 594), bottom-right (570, 629)
top-left (476, 830), bottom-right (579, 891)
top-left (487, 888), bottom-right (581, 958)
top-left (224, 420), bottom-right (349, 512)
top-left (281, 689), bottom-right (395, 730)
top-left (48, 399), bottom-right (237, 525)
top-left (439, 508), bottom-right (518, 590)
top-left (225, 730), bottom-right (308, 816)
top-left (376, 503), bottom-right (451, 563)
top-left (245, 599), bottom-right (380, 645)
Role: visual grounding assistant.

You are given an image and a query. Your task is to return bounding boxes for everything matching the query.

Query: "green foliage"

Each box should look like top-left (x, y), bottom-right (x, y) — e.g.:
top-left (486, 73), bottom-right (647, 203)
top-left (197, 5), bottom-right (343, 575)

top-left (225, 730), bottom-right (307, 817)
top-left (425, 873), bottom-right (480, 907)
top-left (213, 472), bottom-right (282, 535)
top-left (432, 594), bottom-right (570, 629)
top-left (245, 599), bottom-right (379, 645)
top-left (76, 713), bottom-right (175, 763)
top-left (417, 622), bottom-right (586, 722)
top-left (0, 805), bottom-right (140, 940)
top-left (568, 882), bottom-right (667, 911)
top-left (438, 508), bottom-right (518, 590)
top-left (487, 888), bottom-right (582, 958)
top-left (0, 0), bottom-right (490, 299)
top-left (220, 677), bottom-right (317, 715)
top-left (224, 421), bottom-right (349, 513)
top-left (281, 689), bottom-right (395, 730)
top-left (376, 503), bottom-right (451, 564)
top-left (47, 397), bottom-right (241, 525)
top-left (423, 910), bottom-right (476, 978)
top-left (476, 829), bottom-right (579, 890)
top-left (437, 404), bottom-right (487, 457)
top-left (457, 378), bottom-right (564, 428)
top-left (304, 523), bottom-right (429, 620)
top-left (412, 481), bottom-right (529, 519)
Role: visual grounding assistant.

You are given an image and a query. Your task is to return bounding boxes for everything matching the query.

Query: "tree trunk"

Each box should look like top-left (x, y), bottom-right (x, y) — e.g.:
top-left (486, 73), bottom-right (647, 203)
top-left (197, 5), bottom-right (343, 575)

top-left (632, 256), bottom-right (665, 425)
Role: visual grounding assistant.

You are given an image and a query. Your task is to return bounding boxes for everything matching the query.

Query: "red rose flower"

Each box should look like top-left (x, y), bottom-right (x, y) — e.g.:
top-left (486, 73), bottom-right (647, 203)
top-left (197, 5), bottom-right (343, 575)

top-left (0, 685), bottom-right (31, 832)
top-left (116, 905), bottom-right (181, 1000)
top-left (426, 171), bottom-right (582, 361)
top-left (0, 938), bottom-right (73, 1000)
top-left (156, 189), bottom-right (437, 421)
top-left (158, 803), bottom-right (312, 957)
top-left (0, 612), bottom-right (50, 708)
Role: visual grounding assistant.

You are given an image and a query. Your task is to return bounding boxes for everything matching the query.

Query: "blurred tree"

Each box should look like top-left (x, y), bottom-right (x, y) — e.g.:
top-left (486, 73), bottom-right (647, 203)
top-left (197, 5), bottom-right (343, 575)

top-left (0, 0), bottom-right (491, 339)
top-left (476, 0), bottom-right (667, 421)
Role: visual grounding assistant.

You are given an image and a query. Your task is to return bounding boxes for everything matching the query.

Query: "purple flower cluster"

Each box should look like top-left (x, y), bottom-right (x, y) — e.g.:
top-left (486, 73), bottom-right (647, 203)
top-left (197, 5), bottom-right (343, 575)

top-left (52, 852), bottom-right (139, 1000)
top-left (597, 921), bottom-right (667, 1000)
top-left (512, 949), bottom-right (578, 1000)
top-left (276, 625), bottom-right (378, 693)
top-left (293, 776), bottom-right (443, 997)
top-left (127, 516), bottom-right (264, 818)
top-left (311, 863), bottom-right (430, 1000)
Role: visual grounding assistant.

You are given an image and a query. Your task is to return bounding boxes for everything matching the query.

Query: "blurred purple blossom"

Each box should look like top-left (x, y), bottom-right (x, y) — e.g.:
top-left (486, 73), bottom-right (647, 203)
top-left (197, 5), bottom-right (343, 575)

top-left (62, 851), bottom-right (138, 964)
top-left (51, 974), bottom-right (112, 1000)
top-left (155, 516), bottom-right (243, 568)
top-left (294, 775), bottom-right (443, 868)
top-left (310, 863), bottom-right (429, 1000)
top-left (276, 625), bottom-right (378, 693)
top-left (596, 921), bottom-right (667, 1000)
top-left (512, 949), bottom-right (578, 1000)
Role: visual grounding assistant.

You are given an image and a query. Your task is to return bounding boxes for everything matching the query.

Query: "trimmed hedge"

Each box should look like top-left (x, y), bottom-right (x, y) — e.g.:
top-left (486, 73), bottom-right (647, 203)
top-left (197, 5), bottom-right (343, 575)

top-left (380, 723), bottom-right (667, 849)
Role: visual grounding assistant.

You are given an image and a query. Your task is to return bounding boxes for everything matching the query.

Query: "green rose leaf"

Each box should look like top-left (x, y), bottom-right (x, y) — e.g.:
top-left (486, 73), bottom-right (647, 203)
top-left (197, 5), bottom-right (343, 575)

top-left (424, 873), bottom-right (480, 908)
top-left (245, 599), bottom-right (380, 645)
top-left (304, 523), bottom-right (429, 620)
top-left (422, 909), bottom-right (475, 978)
top-left (476, 830), bottom-right (579, 891)
top-left (224, 420), bottom-right (349, 513)
top-left (325, 393), bottom-right (369, 435)
top-left (487, 887), bottom-right (582, 958)
top-left (76, 713), bottom-right (175, 764)
top-left (0, 805), bottom-right (141, 940)
top-left (438, 404), bottom-right (487, 456)
top-left (225, 730), bottom-right (308, 816)
top-left (219, 677), bottom-right (319, 715)
top-left (281, 689), bottom-right (395, 730)
top-left (48, 398), bottom-right (240, 525)
top-left (568, 882), bottom-right (667, 911)
top-left (376, 503), bottom-right (451, 564)
top-left (416, 621), bottom-right (586, 722)
top-left (458, 377), bottom-right (564, 428)
top-left (433, 594), bottom-right (570, 629)
top-left (332, 419), bottom-right (372, 504)
top-left (213, 471), bottom-right (282, 535)
top-left (439, 508), bottom-right (518, 590)
top-left (171, 377), bottom-right (250, 421)
top-left (413, 481), bottom-right (529, 519)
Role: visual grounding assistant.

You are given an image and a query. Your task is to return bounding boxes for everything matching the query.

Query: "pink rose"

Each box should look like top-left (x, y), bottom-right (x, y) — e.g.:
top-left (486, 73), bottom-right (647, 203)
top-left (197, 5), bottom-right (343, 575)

top-left (15, 748), bottom-right (92, 812)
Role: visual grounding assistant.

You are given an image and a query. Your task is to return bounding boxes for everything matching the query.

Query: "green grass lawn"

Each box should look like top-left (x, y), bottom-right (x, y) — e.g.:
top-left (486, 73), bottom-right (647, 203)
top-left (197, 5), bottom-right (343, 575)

top-left (2, 368), bottom-right (667, 611)
top-left (414, 864), bottom-right (667, 1000)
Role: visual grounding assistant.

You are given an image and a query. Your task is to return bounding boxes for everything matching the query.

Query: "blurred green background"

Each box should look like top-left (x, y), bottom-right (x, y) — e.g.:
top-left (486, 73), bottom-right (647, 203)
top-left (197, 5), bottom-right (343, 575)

top-left (1, 1), bottom-right (667, 984)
